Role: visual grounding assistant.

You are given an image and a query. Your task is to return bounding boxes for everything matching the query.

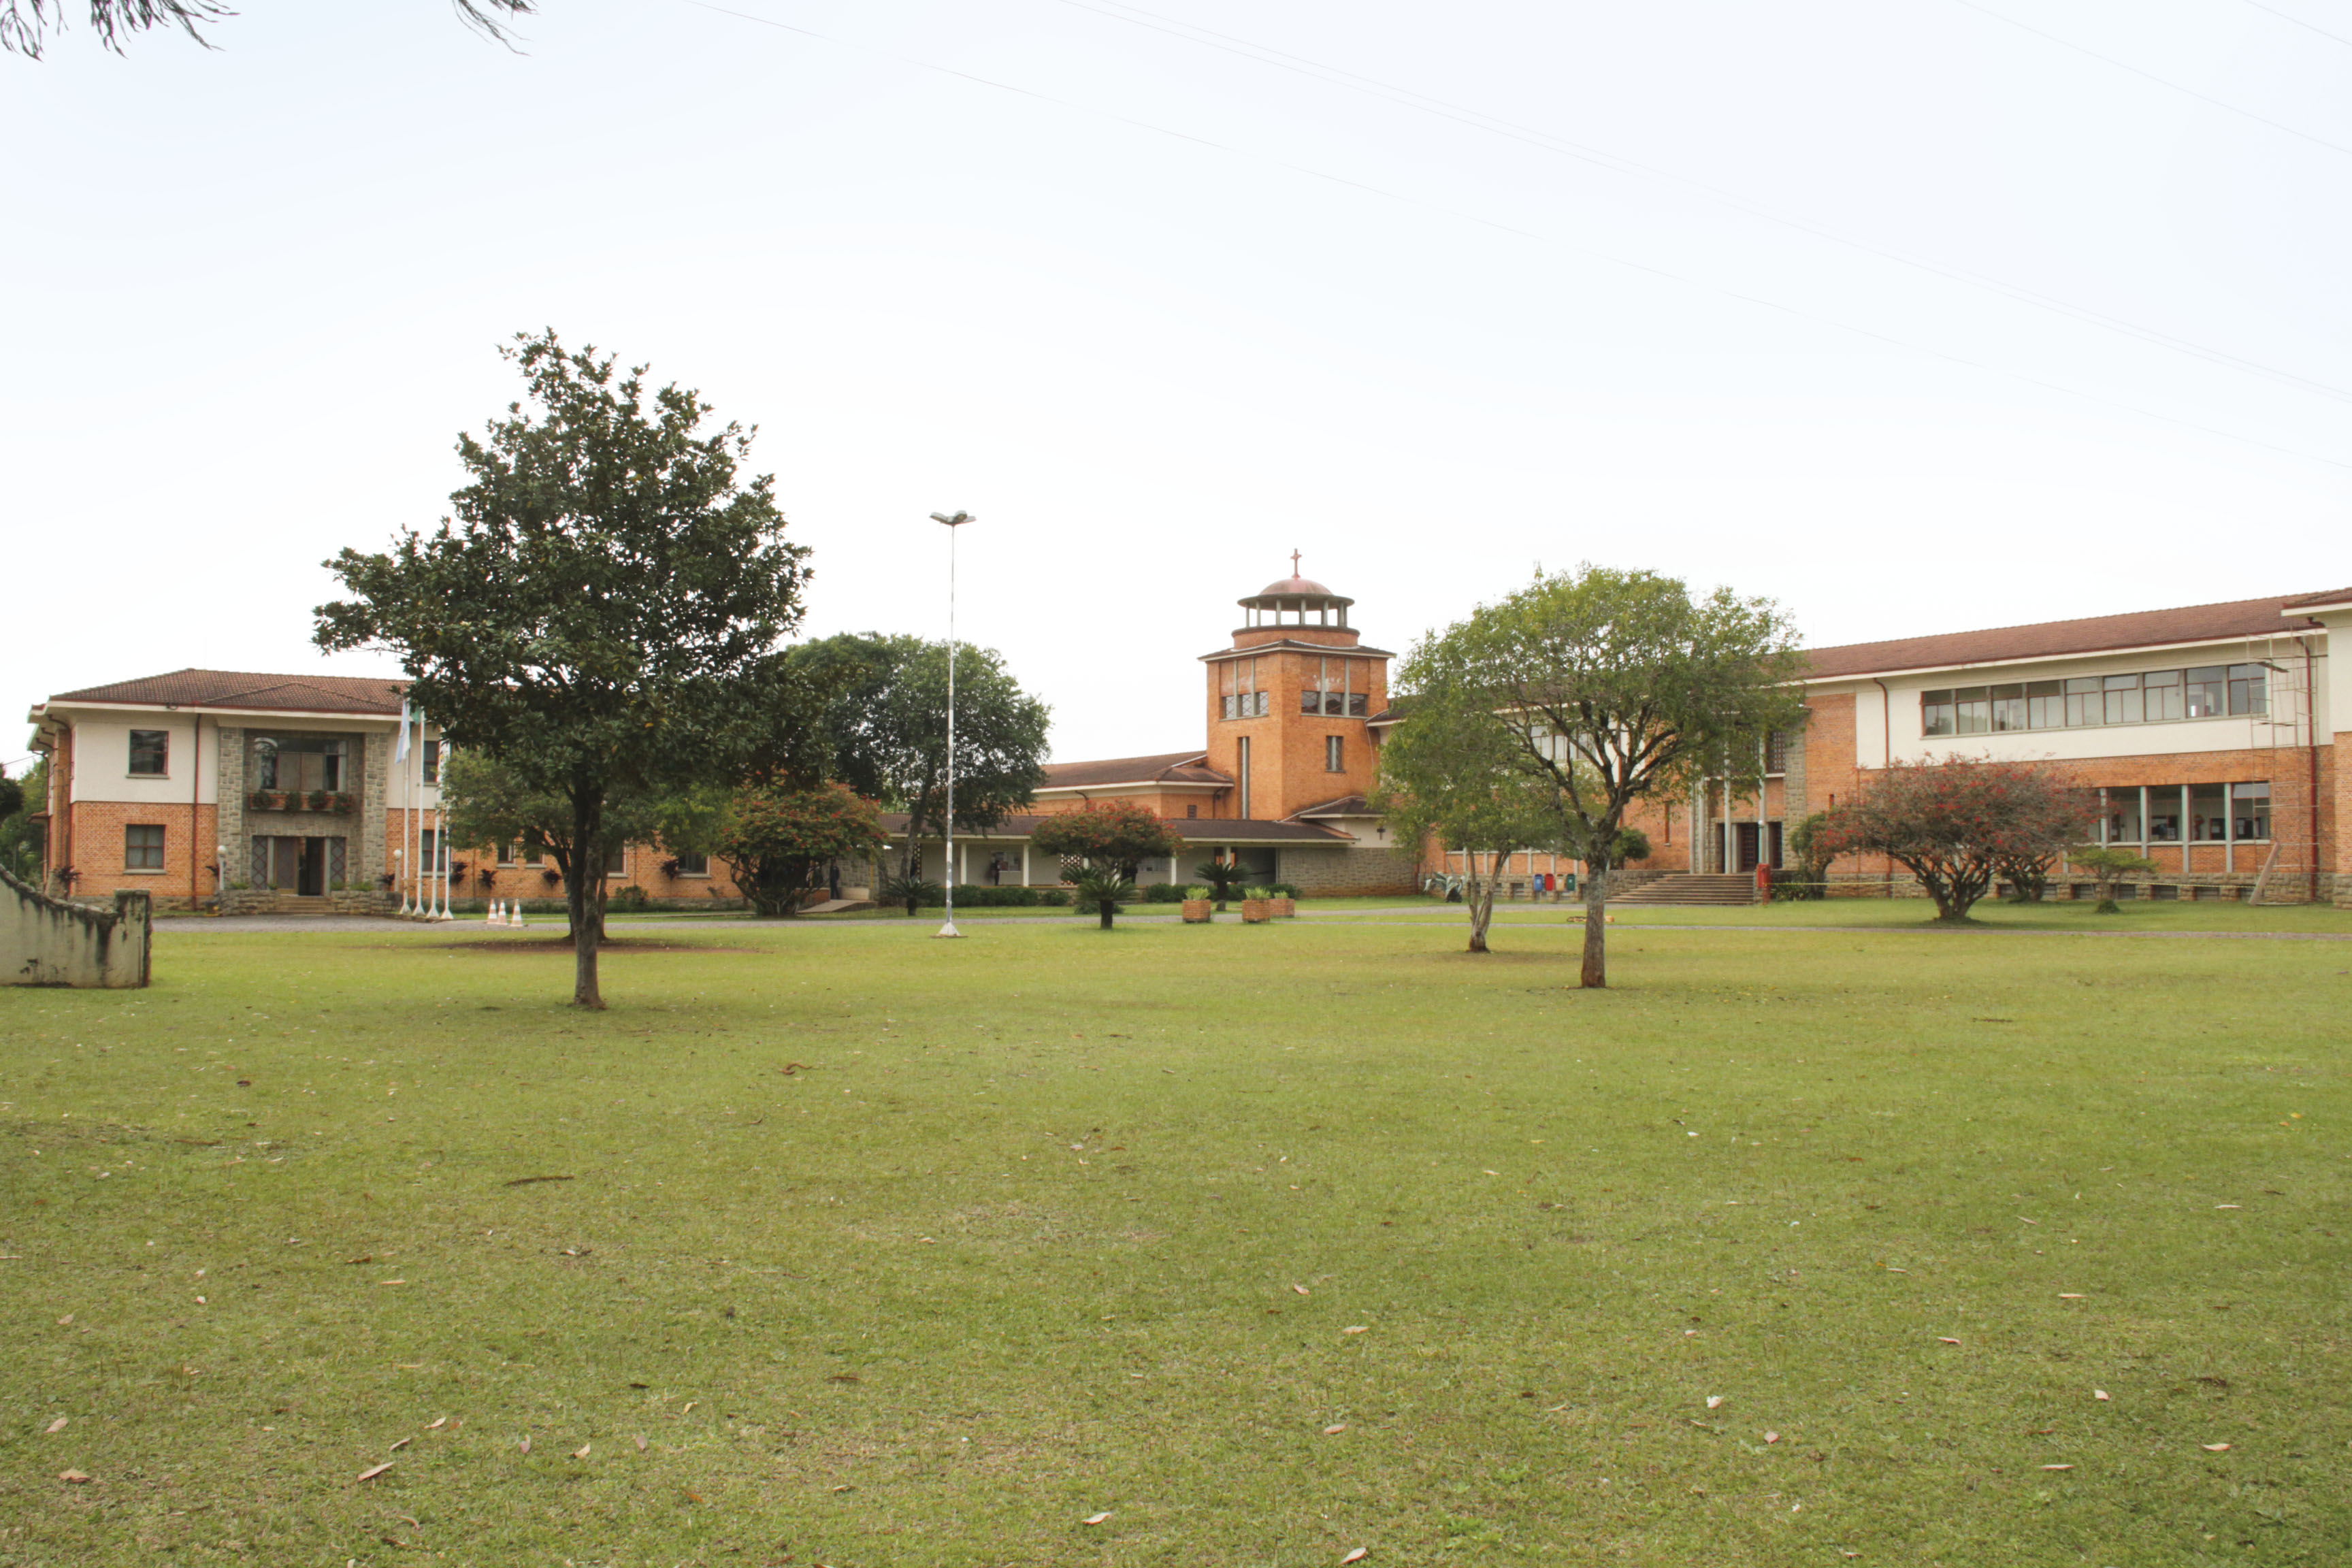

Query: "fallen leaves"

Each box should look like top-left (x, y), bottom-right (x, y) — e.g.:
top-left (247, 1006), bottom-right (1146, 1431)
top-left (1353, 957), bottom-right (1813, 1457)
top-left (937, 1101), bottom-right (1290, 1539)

top-left (2215, 1204), bottom-right (2241, 1211)
top-left (357, 1461), bottom-right (395, 1483)
top-left (58, 1470), bottom-right (91, 1484)
top-left (1937, 1337), bottom-right (1961, 1346)
top-left (2202, 1443), bottom-right (2232, 1452)
top-left (1341, 1549), bottom-right (1369, 1564)
top-left (1763, 1431), bottom-right (1781, 1444)
top-left (1322, 1424), bottom-right (1348, 1435)
top-left (517, 1437), bottom-right (531, 1454)
top-left (2058, 1292), bottom-right (2085, 1300)
top-left (44, 1417), bottom-right (67, 1435)
top-left (2094, 1390), bottom-right (2110, 1402)
top-left (427, 1416), bottom-right (448, 1430)
top-left (1705, 1396), bottom-right (1725, 1410)
top-left (1081, 1511), bottom-right (1113, 1526)
top-left (1293, 1284), bottom-right (1310, 1296)
top-left (1341, 1325), bottom-right (1368, 1335)
top-left (389, 1437), bottom-right (412, 1452)
top-left (2039, 1463), bottom-right (2072, 1471)
top-left (572, 1442), bottom-right (591, 1459)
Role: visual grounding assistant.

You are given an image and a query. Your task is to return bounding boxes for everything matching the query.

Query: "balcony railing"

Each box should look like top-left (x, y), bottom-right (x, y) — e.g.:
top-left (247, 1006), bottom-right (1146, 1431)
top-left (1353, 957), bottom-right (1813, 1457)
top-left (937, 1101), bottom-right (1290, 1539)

top-left (247, 790), bottom-right (355, 815)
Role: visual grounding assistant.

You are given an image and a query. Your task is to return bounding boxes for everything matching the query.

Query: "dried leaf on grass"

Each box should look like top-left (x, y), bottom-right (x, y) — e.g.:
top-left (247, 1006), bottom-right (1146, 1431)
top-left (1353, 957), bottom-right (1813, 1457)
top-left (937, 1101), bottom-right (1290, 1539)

top-left (1705, 1396), bottom-right (1725, 1409)
top-left (2094, 1390), bottom-right (2110, 1401)
top-left (1293, 1284), bottom-right (1310, 1296)
top-left (427, 1416), bottom-right (448, 1430)
top-left (357, 1461), bottom-right (395, 1483)
top-left (634, 1435), bottom-right (648, 1452)
top-left (44, 1417), bottom-right (67, 1434)
top-left (1341, 1550), bottom-right (1369, 1564)
top-left (2040, 1463), bottom-right (2072, 1471)
top-left (1341, 1326), bottom-right (1368, 1335)
top-left (2202, 1443), bottom-right (2232, 1452)
top-left (58, 1470), bottom-right (91, 1484)
top-left (1938, 1337), bottom-right (1961, 1345)
top-left (1764, 1431), bottom-right (1780, 1444)
top-left (1322, 1424), bottom-right (1348, 1435)
top-left (1081, 1512), bottom-right (1112, 1526)
top-left (517, 1437), bottom-right (531, 1454)
top-left (573, 1442), bottom-right (591, 1459)
top-left (389, 1437), bottom-right (412, 1452)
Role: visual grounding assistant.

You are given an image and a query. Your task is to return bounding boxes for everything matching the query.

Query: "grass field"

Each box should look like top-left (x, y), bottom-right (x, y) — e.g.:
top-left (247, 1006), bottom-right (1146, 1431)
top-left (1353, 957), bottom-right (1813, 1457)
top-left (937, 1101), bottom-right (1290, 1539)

top-left (2, 907), bottom-right (2347, 1566)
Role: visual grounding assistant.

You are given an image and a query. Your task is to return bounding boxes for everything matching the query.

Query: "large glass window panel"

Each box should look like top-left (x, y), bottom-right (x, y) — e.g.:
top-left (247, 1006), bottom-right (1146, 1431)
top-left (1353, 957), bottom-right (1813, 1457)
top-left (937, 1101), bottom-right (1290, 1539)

top-left (2103, 674), bottom-right (2143, 725)
top-left (2229, 664), bottom-right (2268, 716)
top-left (2026, 679), bottom-right (2063, 729)
top-left (1953, 686), bottom-right (1990, 734)
top-left (2143, 669), bottom-right (2184, 722)
top-left (1990, 683), bottom-right (2027, 732)
top-left (1921, 689), bottom-right (1955, 736)
top-left (2147, 787), bottom-right (2182, 840)
top-left (2190, 783), bottom-right (2227, 840)
top-left (2065, 677), bottom-right (2103, 726)
top-left (253, 734), bottom-right (348, 792)
top-left (2186, 666), bottom-right (2227, 717)
top-left (1347, 692), bottom-right (1369, 717)
top-left (125, 824), bottom-right (165, 869)
top-left (2107, 790), bottom-right (2143, 844)
top-left (1298, 689), bottom-right (1319, 715)
top-left (129, 730), bottom-right (169, 776)
top-left (2232, 781), bottom-right (2270, 840)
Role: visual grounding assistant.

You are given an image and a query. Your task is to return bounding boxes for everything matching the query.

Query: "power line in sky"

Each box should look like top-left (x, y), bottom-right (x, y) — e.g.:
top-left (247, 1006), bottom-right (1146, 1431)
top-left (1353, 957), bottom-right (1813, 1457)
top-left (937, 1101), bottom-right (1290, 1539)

top-left (2239, 0), bottom-right (2352, 50)
top-left (673, 0), bottom-right (2352, 474)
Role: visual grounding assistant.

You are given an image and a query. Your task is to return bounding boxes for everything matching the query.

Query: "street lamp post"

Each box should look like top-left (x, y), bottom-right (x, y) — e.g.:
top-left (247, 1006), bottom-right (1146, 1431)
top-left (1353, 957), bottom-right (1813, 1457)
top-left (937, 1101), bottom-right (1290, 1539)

top-left (930, 509), bottom-right (975, 938)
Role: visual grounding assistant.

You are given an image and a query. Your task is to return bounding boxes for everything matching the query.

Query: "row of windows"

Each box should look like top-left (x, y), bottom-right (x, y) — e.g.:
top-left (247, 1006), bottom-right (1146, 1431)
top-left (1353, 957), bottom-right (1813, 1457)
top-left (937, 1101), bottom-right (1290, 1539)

top-left (1923, 664), bottom-right (2267, 737)
top-left (2092, 782), bottom-right (2269, 844)
top-left (124, 730), bottom-right (444, 784)
top-left (1221, 691), bottom-right (1271, 720)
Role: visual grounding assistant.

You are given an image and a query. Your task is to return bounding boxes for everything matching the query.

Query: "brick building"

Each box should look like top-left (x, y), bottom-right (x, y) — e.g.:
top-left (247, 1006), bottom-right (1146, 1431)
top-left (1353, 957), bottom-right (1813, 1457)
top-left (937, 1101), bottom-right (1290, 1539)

top-left (883, 566), bottom-right (1424, 896)
top-left (1654, 590), bottom-right (2347, 904)
top-left (24, 670), bottom-right (746, 913)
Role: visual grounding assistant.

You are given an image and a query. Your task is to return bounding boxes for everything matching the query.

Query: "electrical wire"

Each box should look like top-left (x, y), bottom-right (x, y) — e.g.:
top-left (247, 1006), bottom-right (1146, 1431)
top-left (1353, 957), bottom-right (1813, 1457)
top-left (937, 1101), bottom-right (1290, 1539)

top-left (2240, 0), bottom-right (2352, 50)
top-left (1948, 0), bottom-right (2352, 158)
top-left (1045, 0), bottom-right (2352, 408)
top-left (672, 0), bottom-right (2352, 473)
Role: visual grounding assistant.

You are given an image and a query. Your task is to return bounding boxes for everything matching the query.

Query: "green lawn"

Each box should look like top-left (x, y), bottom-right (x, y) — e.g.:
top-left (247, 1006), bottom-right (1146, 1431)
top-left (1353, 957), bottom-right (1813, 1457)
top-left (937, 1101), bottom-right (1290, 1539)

top-left (2, 913), bottom-right (2345, 1565)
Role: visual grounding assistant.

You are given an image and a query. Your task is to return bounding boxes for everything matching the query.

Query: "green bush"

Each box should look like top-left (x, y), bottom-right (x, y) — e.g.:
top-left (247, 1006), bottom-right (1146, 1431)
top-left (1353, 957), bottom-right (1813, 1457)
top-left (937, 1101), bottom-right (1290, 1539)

top-left (1769, 876), bottom-right (1827, 902)
top-left (889, 884), bottom-right (1078, 908)
top-left (1269, 882), bottom-right (1301, 900)
top-left (1141, 883), bottom-right (1191, 902)
top-left (610, 885), bottom-right (651, 913)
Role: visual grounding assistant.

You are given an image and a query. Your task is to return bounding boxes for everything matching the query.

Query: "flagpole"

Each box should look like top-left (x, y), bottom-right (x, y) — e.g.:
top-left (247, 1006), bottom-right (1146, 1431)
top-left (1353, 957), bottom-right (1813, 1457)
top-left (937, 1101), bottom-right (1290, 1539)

top-left (929, 510), bottom-right (974, 939)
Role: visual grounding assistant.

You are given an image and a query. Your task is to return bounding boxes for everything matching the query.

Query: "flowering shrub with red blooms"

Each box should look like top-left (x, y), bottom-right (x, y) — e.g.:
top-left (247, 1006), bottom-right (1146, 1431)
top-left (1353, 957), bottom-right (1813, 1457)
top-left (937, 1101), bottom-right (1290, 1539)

top-left (715, 781), bottom-right (885, 917)
top-left (1814, 757), bottom-right (2091, 921)
top-left (1028, 802), bottom-right (1184, 878)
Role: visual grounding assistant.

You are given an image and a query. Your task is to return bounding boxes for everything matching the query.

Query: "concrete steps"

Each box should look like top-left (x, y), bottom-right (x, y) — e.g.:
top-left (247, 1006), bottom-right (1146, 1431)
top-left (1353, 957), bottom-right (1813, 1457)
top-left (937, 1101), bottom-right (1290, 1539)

top-left (1608, 873), bottom-right (1760, 907)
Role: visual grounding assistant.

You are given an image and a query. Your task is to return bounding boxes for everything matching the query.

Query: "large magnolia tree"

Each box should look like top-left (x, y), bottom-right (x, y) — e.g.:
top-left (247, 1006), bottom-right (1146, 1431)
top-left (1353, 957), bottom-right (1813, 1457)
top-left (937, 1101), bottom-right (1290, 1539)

top-left (316, 329), bottom-right (815, 1008)
top-left (714, 781), bottom-right (885, 918)
top-left (1397, 565), bottom-right (1803, 985)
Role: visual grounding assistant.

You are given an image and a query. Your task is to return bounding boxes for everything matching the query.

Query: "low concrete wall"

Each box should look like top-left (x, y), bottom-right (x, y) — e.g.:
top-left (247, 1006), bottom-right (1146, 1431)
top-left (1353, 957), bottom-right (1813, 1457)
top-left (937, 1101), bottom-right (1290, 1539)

top-left (3, 865), bottom-right (150, 988)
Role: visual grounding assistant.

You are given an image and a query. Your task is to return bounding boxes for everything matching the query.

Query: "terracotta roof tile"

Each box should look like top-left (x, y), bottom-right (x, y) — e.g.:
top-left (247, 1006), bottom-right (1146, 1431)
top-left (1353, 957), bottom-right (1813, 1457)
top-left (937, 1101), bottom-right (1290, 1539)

top-left (1801, 594), bottom-right (2325, 681)
top-left (1039, 751), bottom-right (1229, 789)
top-left (2281, 586), bottom-right (2352, 610)
top-left (46, 668), bottom-right (408, 716)
top-left (877, 812), bottom-right (1348, 844)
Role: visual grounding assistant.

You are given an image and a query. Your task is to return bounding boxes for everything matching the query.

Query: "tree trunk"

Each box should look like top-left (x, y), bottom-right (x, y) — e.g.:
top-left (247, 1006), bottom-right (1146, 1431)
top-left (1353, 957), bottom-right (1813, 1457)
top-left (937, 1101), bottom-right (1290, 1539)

top-left (1580, 858), bottom-right (1610, 987)
top-left (569, 787), bottom-right (604, 1009)
top-left (1098, 900), bottom-right (1115, 930)
top-left (1466, 862), bottom-right (1497, 953)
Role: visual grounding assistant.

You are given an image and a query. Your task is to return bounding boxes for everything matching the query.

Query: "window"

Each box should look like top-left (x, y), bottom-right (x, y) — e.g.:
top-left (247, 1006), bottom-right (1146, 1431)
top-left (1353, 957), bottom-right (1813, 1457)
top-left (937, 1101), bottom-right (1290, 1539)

top-left (1237, 736), bottom-right (1252, 819)
top-left (1186, 804), bottom-right (1198, 819)
top-left (2190, 783), bottom-right (2227, 841)
top-left (498, 841), bottom-right (519, 866)
top-left (252, 734), bottom-right (348, 792)
top-left (2232, 781), bottom-right (2270, 840)
top-left (1952, 686), bottom-right (1990, 735)
top-left (2102, 673), bottom-right (2142, 726)
top-left (2065, 677), bottom-right (2102, 727)
top-left (1764, 729), bottom-right (1789, 774)
top-left (2142, 668), bottom-right (2184, 723)
top-left (1989, 683), bottom-right (2026, 732)
top-left (1921, 690), bottom-right (1955, 736)
top-left (129, 730), bottom-right (169, 777)
top-left (2186, 666), bottom-right (2227, 718)
top-left (2025, 679), bottom-right (2063, 728)
top-left (1326, 735), bottom-right (1345, 772)
top-left (670, 849), bottom-right (709, 876)
top-left (422, 738), bottom-right (442, 785)
top-left (2228, 664), bottom-right (2268, 716)
top-left (125, 823), bottom-right (165, 870)
top-left (605, 843), bottom-right (627, 875)
top-left (418, 829), bottom-right (438, 870)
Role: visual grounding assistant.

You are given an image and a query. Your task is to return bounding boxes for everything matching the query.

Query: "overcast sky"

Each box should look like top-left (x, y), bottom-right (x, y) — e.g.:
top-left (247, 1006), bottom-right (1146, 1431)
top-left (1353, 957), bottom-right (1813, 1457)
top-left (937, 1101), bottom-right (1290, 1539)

top-left (7, 0), bottom-right (2348, 769)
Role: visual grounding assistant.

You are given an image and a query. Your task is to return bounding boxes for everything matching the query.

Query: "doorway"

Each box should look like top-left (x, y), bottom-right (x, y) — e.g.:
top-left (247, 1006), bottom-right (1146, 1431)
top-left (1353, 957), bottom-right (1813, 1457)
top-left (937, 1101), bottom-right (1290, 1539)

top-left (1732, 822), bottom-right (1785, 872)
top-left (253, 835), bottom-right (338, 894)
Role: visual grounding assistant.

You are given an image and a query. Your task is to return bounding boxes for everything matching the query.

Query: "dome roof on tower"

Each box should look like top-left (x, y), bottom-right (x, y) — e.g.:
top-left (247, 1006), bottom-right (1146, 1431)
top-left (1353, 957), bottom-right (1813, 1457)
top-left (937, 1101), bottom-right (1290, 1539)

top-left (1256, 574), bottom-right (1335, 598)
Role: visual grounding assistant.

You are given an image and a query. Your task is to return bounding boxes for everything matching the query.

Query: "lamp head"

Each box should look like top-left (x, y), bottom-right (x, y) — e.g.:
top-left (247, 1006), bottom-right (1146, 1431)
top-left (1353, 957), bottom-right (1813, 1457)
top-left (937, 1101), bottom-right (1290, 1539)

top-left (930, 510), bottom-right (975, 527)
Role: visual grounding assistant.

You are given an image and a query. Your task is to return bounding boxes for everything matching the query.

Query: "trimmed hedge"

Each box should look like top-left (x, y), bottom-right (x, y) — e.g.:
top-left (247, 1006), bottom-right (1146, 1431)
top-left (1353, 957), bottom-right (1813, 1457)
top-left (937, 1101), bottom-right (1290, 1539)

top-left (927, 885), bottom-right (1073, 907)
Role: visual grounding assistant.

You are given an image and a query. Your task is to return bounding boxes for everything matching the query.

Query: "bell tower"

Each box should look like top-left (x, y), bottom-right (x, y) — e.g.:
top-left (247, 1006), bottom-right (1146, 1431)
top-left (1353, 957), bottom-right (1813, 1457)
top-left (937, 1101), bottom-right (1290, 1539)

top-left (1200, 559), bottom-right (1394, 821)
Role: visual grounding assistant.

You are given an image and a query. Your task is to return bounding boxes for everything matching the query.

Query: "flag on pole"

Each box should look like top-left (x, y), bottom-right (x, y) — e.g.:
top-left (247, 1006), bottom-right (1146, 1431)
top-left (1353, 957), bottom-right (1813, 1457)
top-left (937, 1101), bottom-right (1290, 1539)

top-left (395, 698), bottom-right (412, 763)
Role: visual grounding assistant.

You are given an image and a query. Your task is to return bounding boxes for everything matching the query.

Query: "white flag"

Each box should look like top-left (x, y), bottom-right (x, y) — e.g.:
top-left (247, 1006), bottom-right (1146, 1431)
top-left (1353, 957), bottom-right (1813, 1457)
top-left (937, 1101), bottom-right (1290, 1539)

top-left (395, 697), bottom-right (412, 763)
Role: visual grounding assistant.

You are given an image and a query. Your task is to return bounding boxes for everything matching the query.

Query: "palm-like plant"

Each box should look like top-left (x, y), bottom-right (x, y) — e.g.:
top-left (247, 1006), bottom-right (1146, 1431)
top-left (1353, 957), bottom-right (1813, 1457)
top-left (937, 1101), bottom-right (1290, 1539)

top-left (881, 874), bottom-right (941, 917)
top-left (1071, 868), bottom-right (1137, 930)
top-left (1192, 857), bottom-right (1249, 912)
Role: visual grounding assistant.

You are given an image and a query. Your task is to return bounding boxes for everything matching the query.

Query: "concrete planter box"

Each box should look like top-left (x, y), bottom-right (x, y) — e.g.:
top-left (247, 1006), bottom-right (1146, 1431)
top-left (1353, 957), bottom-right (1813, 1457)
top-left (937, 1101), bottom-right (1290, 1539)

top-left (1269, 897), bottom-right (1296, 919)
top-left (1240, 898), bottom-right (1272, 924)
top-left (1181, 898), bottom-right (1213, 923)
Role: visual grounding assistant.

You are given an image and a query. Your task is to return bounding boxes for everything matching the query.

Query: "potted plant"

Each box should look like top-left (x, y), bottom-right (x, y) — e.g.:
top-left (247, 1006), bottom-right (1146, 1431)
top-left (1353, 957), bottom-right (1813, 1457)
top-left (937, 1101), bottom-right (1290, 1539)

top-left (303, 789), bottom-right (330, 813)
top-left (247, 789), bottom-right (272, 811)
top-left (1180, 884), bottom-right (1214, 924)
top-left (1269, 881), bottom-right (1298, 918)
top-left (1240, 885), bottom-right (1273, 924)
top-left (1193, 855), bottom-right (1249, 913)
top-left (332, 791), bottom-right (355, 814)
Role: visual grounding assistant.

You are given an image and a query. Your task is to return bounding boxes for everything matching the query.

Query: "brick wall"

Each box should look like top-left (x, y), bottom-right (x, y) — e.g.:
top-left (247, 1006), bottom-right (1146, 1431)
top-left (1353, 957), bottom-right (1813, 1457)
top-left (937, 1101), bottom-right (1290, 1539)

top-left (1277, 843), bottom-right (1420, 895)
top-left (61, 800), bottom-right (218, 910)
top-left (1202, 639), bottom-right (1389, 822)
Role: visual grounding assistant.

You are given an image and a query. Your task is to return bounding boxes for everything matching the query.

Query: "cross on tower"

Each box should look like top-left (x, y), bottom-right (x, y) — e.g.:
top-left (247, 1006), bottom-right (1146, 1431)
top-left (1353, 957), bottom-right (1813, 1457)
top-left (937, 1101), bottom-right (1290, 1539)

top-left (1290, 549), bottom-right (1302, 574)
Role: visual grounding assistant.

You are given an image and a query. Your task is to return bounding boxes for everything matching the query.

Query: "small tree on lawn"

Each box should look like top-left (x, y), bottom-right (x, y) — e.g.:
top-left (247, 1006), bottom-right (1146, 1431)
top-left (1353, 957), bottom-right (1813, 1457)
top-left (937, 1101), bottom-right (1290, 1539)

top-left (1029, 803), bottom-right (1184, 930)
top-left (1777, 811), bottom-right (1835, 900)
top-left (1371, 639), bottom-right (1563, 955)
top-left (2068, 844), bottom-right (2157, 914)
top-left (316, 329), bottom-right (814, 1007)
top-left (1409, 565), bottom-right (1801, 982)
top-left (1993, 787), bottom-right (2095, 903)
top-left (1814, 757), bottom-right (2089, 922)
top-left (714, 781), bottom-right (885, 917)
top-left (1192, 853), bottom-right (1250, 912)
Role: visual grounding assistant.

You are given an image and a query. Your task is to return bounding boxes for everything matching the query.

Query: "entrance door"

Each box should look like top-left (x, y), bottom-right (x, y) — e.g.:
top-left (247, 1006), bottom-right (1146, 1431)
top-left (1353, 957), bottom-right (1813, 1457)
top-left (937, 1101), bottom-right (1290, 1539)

top-left (298, 836), bottom-right (325, 896)
top-left (1734, 823), bottom-right (1761, 872)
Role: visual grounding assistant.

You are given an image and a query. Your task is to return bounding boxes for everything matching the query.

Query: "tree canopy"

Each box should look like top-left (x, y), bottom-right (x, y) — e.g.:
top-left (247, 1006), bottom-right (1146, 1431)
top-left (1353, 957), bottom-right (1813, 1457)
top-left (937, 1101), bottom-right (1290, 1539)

top-left (2, 1), bottom-right (532, 57)
top-left (787, 632), bottom-right (1049, 879)
top-left (713, 781), bottom-right (885, 918)
top-left (1813, 757), bottom-right (2090, 921)
top-left (315, 329), bottom-right (814, 1007)
top-left (1393, 564), bottom-right (1801, 983)
top-left (1029, 803), bottom-right (1183, 929)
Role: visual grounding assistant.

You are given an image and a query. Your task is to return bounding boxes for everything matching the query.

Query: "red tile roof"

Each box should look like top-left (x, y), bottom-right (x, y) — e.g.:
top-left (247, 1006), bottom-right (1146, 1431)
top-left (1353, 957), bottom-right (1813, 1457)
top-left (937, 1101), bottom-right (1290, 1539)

top-left (2281, 586), bottom-right (2352, 610)
top-left (44, 668), bottom-right (408, 716)
top-left (1039, 751), bottom-right (1230, 789)
top-left (1801, 595), bottom-right (2325, 681)
top-left (878, 812), bottom-right (1346, 843)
